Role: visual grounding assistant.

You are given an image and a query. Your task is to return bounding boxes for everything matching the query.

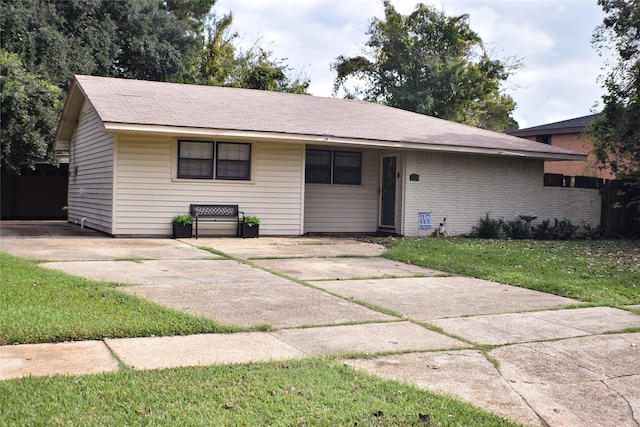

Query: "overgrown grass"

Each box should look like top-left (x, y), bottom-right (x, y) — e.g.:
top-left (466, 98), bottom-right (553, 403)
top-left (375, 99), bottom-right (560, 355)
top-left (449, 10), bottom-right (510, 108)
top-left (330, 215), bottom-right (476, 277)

top-left (383, 238), bottom-right (640, 306)
top-left (0, 253), bottom-right (240, 345)
top-left (0, 358), bottom-right (521, 426)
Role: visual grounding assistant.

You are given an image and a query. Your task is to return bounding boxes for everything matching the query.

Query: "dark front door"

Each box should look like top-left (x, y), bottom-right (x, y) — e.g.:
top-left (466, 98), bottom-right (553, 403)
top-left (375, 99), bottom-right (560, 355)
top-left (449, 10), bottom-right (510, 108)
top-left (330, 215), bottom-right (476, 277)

top-left (380, 156), bottom-right (396, 227)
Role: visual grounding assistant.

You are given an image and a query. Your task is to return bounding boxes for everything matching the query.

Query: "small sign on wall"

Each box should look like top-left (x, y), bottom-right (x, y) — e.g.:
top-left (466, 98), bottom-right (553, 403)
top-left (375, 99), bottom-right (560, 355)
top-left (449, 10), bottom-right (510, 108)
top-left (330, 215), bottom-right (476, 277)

top-left (418, 212), bottom-right (432, 230)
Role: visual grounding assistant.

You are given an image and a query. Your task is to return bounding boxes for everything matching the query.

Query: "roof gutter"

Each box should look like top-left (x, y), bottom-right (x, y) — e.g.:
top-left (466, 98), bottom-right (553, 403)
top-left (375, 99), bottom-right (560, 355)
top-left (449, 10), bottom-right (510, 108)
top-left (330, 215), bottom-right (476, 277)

top-left (102, 122), bottom-right (587, 162)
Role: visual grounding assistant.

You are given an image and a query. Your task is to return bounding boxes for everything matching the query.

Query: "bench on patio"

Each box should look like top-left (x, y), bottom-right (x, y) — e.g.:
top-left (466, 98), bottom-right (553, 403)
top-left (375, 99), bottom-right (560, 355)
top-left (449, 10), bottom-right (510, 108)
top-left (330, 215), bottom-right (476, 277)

top-left (190, 204), bottom-right (244, 239)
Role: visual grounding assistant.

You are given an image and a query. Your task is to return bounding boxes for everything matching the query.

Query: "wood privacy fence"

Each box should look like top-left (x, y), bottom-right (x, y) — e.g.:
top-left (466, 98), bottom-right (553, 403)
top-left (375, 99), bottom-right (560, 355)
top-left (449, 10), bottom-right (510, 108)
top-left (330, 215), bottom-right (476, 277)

top-left (544, 174), bottom-right (640, 237)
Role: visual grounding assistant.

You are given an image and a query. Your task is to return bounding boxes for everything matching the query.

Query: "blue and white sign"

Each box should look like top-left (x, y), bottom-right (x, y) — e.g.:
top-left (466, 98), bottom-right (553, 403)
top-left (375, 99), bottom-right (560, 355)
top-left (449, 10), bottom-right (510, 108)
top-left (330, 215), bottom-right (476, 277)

top-left (418, 212), bottom-right (432, 230)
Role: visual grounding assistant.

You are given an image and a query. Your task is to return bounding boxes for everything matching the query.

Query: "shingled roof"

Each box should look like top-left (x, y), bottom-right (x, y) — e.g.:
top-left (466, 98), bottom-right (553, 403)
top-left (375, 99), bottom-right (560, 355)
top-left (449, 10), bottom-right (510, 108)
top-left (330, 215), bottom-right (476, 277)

top-left (56, 75), bottom-right (586, 161)
top-left (509, 114), bottom-right (599, 137)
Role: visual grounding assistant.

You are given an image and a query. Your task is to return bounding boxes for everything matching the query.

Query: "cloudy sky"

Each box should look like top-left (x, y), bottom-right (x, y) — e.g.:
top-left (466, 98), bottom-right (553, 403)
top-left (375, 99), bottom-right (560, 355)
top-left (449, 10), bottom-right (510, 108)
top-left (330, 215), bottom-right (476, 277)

top-left (214, 0), bottom-right (607, 129)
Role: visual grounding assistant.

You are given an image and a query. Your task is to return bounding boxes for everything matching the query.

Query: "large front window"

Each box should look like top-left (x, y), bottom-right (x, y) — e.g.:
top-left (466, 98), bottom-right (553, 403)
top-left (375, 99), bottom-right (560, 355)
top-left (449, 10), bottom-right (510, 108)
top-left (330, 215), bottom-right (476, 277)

top-left (178, 140), bottom-right (251, 180)
top-left (305, 149), bottom-right (362, 185)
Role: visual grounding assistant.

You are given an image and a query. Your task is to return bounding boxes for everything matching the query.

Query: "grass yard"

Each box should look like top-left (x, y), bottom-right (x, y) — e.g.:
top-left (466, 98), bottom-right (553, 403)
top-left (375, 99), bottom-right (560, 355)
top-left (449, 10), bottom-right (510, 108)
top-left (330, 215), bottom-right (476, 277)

top-left (0, 253), bottom-right (240, 345)
top-left (382, 238), bottom-right (640, 306)
top-left (2, 239), bottom-right (636, 427)
top-left (0, 358), bottom-right (521, 426)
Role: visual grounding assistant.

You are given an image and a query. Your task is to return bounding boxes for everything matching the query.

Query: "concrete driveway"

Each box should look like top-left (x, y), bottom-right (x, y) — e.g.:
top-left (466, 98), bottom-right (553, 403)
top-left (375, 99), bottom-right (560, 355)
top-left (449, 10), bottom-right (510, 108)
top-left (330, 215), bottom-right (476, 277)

top-left (1, 221), bottom-right (639, 427)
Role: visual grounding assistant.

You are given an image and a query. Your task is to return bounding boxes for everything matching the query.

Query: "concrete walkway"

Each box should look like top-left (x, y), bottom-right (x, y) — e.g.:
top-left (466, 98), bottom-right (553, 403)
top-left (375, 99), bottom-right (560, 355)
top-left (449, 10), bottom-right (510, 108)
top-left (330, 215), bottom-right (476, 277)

top-left (1, 222), bottom-right (639, 426)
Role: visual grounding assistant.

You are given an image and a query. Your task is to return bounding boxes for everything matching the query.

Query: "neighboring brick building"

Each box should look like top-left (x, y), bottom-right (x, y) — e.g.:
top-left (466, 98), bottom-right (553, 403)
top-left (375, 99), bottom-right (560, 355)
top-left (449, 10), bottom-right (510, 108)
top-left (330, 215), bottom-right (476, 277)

top-left (510, 114), bottom-right (615, 179)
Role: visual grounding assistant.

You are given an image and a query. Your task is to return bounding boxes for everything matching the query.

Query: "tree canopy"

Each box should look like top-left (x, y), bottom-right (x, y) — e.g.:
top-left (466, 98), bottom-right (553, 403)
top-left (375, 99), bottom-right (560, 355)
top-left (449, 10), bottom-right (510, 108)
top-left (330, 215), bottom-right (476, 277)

top-left (193, 12), bottom-right (309, 93)
top-left (1, 0), bottom-right (205, 91)
top-left (1, 51), bottom-right (63, 173)
top-left (1, 0), bottom-right (307, 173)
top-left (332, 1), bottom-right (519, 132)
top-left (590, 0), bottom-right (640, 181)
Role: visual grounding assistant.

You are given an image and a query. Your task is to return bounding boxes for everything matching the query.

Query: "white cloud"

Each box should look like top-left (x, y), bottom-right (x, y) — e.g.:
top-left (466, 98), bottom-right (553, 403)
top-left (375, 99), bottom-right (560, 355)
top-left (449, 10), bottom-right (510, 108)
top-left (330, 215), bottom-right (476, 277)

top-left (214, 0), bottom-right (606, 128)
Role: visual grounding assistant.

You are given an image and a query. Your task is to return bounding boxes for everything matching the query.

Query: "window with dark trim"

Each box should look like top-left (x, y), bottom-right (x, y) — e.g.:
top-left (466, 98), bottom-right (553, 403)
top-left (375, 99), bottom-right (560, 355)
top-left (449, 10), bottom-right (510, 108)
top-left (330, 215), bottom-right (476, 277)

top-left (216, 142), bottom-right (251, 180)
top-left (536, 135), bottom-right (552, 145)
top-left (305, 149), bottom-right (362, 185)
top-left (178, 140), bottom-right (251, 180)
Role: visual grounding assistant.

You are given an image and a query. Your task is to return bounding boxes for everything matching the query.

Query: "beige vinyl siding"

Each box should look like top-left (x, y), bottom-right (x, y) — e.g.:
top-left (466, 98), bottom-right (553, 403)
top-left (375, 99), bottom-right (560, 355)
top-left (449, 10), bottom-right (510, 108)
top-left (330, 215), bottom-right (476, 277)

top-left (401, 151), bottom-right (600, 236)
top-left (67, 101), bottom-right (114, 234)
top-left (304, 149), bottom-right (379, 233)
top-left (112, 136), bottom-right (304, 236)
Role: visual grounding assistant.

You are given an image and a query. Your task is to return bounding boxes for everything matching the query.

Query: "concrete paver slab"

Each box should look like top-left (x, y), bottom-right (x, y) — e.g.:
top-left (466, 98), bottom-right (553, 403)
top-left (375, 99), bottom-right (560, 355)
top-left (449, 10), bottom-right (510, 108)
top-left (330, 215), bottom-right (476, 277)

top-left (0, 341), bottom-right (119, 380)
top-left (42, 259), bottom-right (277, 286)
top-left (344, 350), bottom-right (543, 427)
top-left (491, 333), bottom-right (640, 426)
top-left (504, 381), bottom-right (635, 427)
top-left (105, 333), bottom-right (305, 370)
top-left (273, 321), bottom-right (468, 356)
top-left (194, 237), bottom-right (385, 258)
top-left (315, 276), bottom-right (577, 321)
top-left (433, 307), bottom-right (640, 345)
top-left (121, 281), bottom-right (396, 328)
top-left (527, 306), bottom-right (640, 334)
top-left (606, 375), bottom-right (640, 426)
top-left (492, 332), bottom-right (640, 382)
top-left (255, 257), bottom-right (442, 280)
top-left (1, 237), bottom-right (215, 261)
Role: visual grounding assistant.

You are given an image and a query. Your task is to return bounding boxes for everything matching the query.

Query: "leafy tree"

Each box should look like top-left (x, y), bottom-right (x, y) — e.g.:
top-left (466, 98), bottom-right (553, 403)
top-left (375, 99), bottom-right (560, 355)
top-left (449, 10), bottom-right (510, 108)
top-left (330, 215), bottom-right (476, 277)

top-left (161, 0), bottom-right (217, 32)
top-left (332, 1), bottom-right (518, 132)
top-left (1, 0), bottom-right (308, 172)
top-left (0, 0), bottom-right (206, 171)
top-left (194, 13), bottom-right (309, 93)
top-left (590, 0), bottom-right (640, 181)
top-left (1, 50), bottom-right (63, 173)
top-left (105, 0), bottom-right (201, 82)
top-left (197, 13), bottom-right (238, 86)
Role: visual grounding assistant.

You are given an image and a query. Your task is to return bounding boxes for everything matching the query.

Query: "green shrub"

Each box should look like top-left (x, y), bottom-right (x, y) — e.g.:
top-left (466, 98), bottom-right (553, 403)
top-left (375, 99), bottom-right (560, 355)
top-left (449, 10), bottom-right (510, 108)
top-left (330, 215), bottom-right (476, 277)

top-left (554, 218), bottom-right (578, 240)
top-left (532, 219), bottom-right (554, 240)
top-left (471, 213), bottom-right (504, 238)
top-left (171, 214), bottom-right (193, 225)
top-left (502, 219), bottom-right (530, 239)
top-left (470, 215), bottom-right (583, 241)
top-left (580, 223), bottom-right (603, 239)
top-left (532, 218), bottom-right (578, 240)
top-left (242, 215), bottom-right (261, 227)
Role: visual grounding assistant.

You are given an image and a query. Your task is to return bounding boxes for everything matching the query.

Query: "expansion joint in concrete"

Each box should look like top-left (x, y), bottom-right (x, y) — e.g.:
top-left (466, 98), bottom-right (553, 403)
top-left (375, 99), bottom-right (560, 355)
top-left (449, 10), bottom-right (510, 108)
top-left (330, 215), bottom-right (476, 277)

top-left (602, 379), bottom-right (640, 427)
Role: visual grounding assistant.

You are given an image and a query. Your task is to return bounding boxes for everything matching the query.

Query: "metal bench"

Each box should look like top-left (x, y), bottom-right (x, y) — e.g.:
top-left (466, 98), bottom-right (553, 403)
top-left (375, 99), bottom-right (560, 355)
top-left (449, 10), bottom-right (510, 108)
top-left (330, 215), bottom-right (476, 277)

top-left (190, 204), bottom-right (244, 239)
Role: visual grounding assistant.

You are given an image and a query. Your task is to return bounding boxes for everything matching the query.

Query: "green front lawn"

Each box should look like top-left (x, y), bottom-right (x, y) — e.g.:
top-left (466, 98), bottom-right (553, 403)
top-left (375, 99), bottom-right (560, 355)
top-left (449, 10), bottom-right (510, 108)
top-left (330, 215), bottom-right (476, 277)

top-left (2, 238), bottom-right (637, 426)
top-left (0, 359), bottom-right (521, 426)
top-left (382, 238), bottom-right (640, 306)
top-left (0, 252), bottom-right (239, 345)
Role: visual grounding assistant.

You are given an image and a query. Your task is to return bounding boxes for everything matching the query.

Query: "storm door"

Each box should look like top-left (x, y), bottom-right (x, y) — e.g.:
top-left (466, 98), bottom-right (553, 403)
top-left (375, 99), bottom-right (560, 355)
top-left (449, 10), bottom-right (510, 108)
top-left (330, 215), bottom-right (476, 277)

top-left (380, 156), bottom-right (397, 227)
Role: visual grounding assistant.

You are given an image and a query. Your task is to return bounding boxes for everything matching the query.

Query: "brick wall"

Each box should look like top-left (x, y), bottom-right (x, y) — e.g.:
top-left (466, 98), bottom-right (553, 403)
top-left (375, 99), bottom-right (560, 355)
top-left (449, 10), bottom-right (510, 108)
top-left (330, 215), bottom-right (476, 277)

top-left (401, 151), bottom-right (601, 236)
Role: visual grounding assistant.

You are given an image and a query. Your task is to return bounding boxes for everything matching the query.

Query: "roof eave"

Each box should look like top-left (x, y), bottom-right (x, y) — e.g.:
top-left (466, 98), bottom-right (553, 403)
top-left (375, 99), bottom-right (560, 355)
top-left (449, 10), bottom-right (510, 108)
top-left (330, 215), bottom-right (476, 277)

top-left (54, 77), bottom-right (86, 151)
top-left (102, 122), bottom-right (588, 162)
top-left (510, 127), bottom-right (588, 137)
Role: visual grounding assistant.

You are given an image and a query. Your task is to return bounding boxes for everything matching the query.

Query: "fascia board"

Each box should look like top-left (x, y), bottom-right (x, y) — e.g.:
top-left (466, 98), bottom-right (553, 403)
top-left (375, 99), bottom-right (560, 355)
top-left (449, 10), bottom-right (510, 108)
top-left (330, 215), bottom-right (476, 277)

top-left (102, 122), bottom-right (588, 162)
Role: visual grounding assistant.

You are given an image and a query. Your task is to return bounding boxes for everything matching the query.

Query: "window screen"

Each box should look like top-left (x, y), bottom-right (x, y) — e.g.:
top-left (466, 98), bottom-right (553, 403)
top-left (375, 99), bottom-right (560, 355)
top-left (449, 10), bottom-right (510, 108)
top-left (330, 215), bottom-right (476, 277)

top-left (305, 149), bottom-right (361, 185)
top-left (216, 142), bottom-right (251, 180)
top-left (333, 151), bottom-right (362, 185)
top-left (305, 149), bottom-right (332, 183)
top-left (178, 141), bottom-right (251, 180)
top-left (178, 141), bottom-right (214, 179)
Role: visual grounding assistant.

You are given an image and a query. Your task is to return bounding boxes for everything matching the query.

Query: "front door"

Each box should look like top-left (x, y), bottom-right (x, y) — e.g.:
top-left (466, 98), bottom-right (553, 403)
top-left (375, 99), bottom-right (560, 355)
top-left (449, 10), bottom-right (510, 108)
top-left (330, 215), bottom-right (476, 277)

top-left (380, 156), bottom-right (397, 227)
